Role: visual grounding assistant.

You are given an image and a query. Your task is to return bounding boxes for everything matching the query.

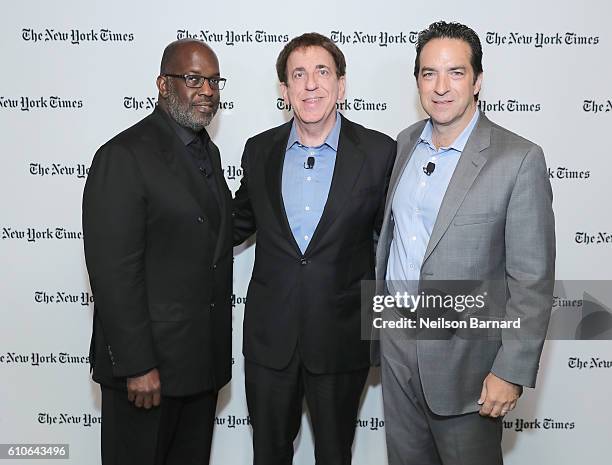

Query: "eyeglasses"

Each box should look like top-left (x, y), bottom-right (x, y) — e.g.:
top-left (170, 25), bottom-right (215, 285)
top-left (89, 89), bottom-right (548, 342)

top-left (163, 74), bottom-right (227, 90)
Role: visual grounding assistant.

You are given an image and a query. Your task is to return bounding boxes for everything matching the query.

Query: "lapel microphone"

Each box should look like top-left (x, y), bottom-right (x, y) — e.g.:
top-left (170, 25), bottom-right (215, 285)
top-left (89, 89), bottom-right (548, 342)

top-left (423, 162), bottom-right (436, 176)
top-left (304, 156), bottom-right (315, 169)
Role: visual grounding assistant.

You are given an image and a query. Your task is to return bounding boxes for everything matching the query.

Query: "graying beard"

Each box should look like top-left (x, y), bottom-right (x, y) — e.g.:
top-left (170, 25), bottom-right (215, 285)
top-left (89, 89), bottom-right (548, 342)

top-left (166, 86), bottom-right (216, 131)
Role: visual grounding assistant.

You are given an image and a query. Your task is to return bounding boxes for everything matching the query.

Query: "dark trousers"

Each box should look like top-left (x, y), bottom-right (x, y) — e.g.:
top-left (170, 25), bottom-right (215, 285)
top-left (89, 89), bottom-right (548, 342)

top-left (101, 386), bottom-right (218, 465)
top-left (245, 351), bottom-right (369, 465)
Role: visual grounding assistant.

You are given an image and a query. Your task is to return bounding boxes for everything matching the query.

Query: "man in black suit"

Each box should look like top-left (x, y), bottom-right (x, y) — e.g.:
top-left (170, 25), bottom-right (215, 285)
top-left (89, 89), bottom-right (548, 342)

top-left (233, 33), bottom-right (396, 465)
top-left (83, 39), bottom-right (232, 465)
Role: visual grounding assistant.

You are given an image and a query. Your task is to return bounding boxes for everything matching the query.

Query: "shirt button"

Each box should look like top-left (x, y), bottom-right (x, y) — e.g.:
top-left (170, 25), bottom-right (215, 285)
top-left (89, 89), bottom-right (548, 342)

top-left (306, 176), bottom-right (312, 181)
top-left (309, 151), bottom-right (315, 156)
top-left (432, 156), bottom-right (437, 161)
top-left (197, 216), bottom-right (205, 223)
top-left (411, 236), bottom-right (417, 241)
top-left (305, 206), bottom-right (310, 211)
top-left (420, 182), bottom-right (426, 187)
top-left (304, 235), bottom-right (309, 241)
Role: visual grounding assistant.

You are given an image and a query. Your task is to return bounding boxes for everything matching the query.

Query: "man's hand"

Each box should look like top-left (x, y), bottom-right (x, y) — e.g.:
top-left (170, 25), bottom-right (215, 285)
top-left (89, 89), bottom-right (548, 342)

top-left (127, 368), bottom-right (161, 409)
top-left (478, 372), bottom-right (522, 417)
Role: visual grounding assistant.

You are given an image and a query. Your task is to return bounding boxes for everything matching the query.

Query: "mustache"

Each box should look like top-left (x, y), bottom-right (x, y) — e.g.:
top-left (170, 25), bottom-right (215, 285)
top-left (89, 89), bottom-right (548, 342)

top-left (192, 99), bottom-right (217, 106)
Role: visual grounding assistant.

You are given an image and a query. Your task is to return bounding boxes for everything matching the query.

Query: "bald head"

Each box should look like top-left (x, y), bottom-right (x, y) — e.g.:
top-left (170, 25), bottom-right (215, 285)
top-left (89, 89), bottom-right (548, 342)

top-left (156, 39), bottom-right (221, 131)
top-left (160, 39), bottom-right (218, 74)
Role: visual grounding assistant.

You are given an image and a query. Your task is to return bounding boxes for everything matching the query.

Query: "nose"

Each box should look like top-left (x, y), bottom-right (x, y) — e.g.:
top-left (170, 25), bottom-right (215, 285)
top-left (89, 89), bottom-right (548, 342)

top-left (305, 72), bottom-right (318, 91)
top-left (434, 74), bottom-right (450, 95)
top-left (199, 78), bottom-right (215, 96)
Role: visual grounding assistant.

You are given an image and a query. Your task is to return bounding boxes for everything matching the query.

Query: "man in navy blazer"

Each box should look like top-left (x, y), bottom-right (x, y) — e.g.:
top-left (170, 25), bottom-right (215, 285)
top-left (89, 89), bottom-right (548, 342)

top-left (233, 33), bottom-right (396, 465)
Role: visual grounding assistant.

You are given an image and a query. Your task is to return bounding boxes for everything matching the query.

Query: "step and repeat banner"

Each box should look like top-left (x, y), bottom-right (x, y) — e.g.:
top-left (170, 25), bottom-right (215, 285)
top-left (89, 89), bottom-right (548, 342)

top-left (1, 0), bottom-right (610, 463)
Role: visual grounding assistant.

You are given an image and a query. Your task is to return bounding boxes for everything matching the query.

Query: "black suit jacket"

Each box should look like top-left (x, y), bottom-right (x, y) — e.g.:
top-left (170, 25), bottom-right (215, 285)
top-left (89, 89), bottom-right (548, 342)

top-left (83, 108), bottom-right (233, 396)
top-left (233, 114), bottom-right (396, 373)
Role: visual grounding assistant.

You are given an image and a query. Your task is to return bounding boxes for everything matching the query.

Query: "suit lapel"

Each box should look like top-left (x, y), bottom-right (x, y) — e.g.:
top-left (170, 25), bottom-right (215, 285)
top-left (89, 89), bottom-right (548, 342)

top-left (375, 122), bottom-right (424, 282)
top-left (149, 109), bottom-right (225, 255)
top-left (264, 122), bottom-right (302, 255)
top-left (422, 115), bottom-right (492, 264)
top-left (386, 122), bottom-right (426, 219)
top-left (149, 111), bottom-right (205, 212)
top-left (304, 115), bottom-right (365, 255)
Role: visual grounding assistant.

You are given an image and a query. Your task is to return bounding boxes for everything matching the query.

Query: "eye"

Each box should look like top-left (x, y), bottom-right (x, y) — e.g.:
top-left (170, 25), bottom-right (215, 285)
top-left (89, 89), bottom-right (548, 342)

top-left (450, 70), bottom-right (464, 77)
top-left (186, 75), bottom-right (201, 85)
top-left (209, 78), bottom-right (219, 86)
top-left (293, 70), bottom-right (304, 79)
top-left (422, 72), bottom-right (434, 79)
top-left (318, 68), bottom-right (330, 76)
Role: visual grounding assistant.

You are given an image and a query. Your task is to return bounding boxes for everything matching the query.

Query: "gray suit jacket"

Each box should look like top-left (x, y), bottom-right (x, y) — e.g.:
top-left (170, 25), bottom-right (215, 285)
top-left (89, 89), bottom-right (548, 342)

top-left (374, 113), bottom-right (555, 415)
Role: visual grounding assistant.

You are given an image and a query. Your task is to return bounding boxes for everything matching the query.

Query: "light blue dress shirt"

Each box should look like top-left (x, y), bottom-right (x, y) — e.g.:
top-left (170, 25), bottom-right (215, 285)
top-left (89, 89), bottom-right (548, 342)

top-left (282, 113), bottom-right (341, 254)
top-left (386, 110), bottom-right (480, 294)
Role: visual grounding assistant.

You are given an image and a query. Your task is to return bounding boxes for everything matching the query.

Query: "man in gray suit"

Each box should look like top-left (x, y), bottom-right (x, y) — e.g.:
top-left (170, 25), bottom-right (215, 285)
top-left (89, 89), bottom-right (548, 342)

top-left (374, 22), bottom-right (555, 465)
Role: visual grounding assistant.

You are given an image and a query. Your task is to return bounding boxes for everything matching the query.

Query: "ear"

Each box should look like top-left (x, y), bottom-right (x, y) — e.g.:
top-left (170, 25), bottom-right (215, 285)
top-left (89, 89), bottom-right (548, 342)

top-left (473, 72), bottom-right (483, 97)
top-left (157, 75), bottom-right (170, 99)
top-left (280, 82), bottom-right (289, 103)
top-left (337, 75), bottom-right (346, 101)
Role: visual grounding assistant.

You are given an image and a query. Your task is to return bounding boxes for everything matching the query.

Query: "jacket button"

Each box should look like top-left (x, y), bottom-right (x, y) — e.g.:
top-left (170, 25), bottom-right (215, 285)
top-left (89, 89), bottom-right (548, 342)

top-left (300, 259), bottom-right (308, 265)
top-left (212, 264), bottom-right (217, 270)
top-left (210, 302), bottom-right (215, 310)
top-left (197, 216), bottom-right (205, 223)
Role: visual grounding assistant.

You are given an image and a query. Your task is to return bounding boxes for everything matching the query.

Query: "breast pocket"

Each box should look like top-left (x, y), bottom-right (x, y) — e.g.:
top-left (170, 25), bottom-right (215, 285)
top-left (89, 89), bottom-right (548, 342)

top-left (453, 213), bottom-right (498, 226)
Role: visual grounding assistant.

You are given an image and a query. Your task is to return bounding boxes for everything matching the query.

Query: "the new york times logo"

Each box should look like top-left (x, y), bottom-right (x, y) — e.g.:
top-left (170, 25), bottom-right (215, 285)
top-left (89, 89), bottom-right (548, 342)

top-left (552, 296), bottom-right (583, 308)
top-left (548, 285), bottom-right (612, 341)
top-left (22, 28), bottom-right (134, 44)
top-left (277, 98), bottom-right (387, 112)
top-left (548, 167), bottom-right (590, 180)
top-left (330, 30), bottom-right (418, 47)
top-left (356, 417), bottom-right (385, 431)
top-left (568, 356), bottom-right (612, 369)
top-left (231, 293), bottom-right (246, 308)
top-left (503, 418), bottom-right (575, 432)
top-left (478, 99), bottom-right (541, 112)
top-left (213, 415), bottom-right (251, 428)
top-left (574, 232), bottom-right (612, 245)
top-left (1, 227), bottom-right (83, 242)
top-left (1, 352), bottom-right (89, 366)
top-left (177, 29), bottom-right (289, 46)
top-left (223, 165), bottom-right (243, 181)
top-left (583, 99), bottom-right (611, 113)
top-left (124, 96), bottom-right (234, 111)
top-left (0, 96), bottom-right (83, 111)
top-left (38, 413), bottom-right (100, 427)
top-left (34, 291), bottom-right (94, 306)
top-left (30, 163), bottom-right (89, 179)
top-left (486, 31), bottom-right (599, 47)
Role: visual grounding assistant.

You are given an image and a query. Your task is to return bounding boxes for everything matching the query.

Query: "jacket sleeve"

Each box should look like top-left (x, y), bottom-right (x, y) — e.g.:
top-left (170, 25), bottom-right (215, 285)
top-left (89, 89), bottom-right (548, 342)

top-left (83, 143), bottom-right (157, 378)
top-left (374, 138), bottom-right (397, 237)
top-left (232, 138), bottom-right (257, 246)
top-left (491, 144), bottom-right (556, 387)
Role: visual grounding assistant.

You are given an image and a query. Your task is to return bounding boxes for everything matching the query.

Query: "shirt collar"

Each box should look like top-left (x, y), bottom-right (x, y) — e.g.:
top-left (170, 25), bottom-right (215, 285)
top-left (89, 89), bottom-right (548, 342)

top-left (286, 112), bottom-right (342, 152)
top-left (157, 105), bottom-right (210, 147)
top-left (419, 108), bottom-right (480, 153)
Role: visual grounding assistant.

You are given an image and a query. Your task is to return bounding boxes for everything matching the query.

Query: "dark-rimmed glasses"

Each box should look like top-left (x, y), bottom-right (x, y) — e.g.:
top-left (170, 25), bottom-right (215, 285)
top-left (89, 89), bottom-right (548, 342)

top-left (163, 74), bottom-right (227, 90)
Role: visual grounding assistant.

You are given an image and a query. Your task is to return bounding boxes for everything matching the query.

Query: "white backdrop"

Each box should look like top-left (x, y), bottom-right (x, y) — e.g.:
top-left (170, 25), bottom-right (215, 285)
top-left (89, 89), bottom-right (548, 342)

top-left (1, 0), bottom-right (611, 463)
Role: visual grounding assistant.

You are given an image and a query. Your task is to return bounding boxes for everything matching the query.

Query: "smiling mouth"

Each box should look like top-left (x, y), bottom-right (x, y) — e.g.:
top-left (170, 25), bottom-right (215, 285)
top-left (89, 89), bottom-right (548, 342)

top-left (303, 97), bottom-right (323, 103)
top-left (433, 100), bottom-right (453, 105)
